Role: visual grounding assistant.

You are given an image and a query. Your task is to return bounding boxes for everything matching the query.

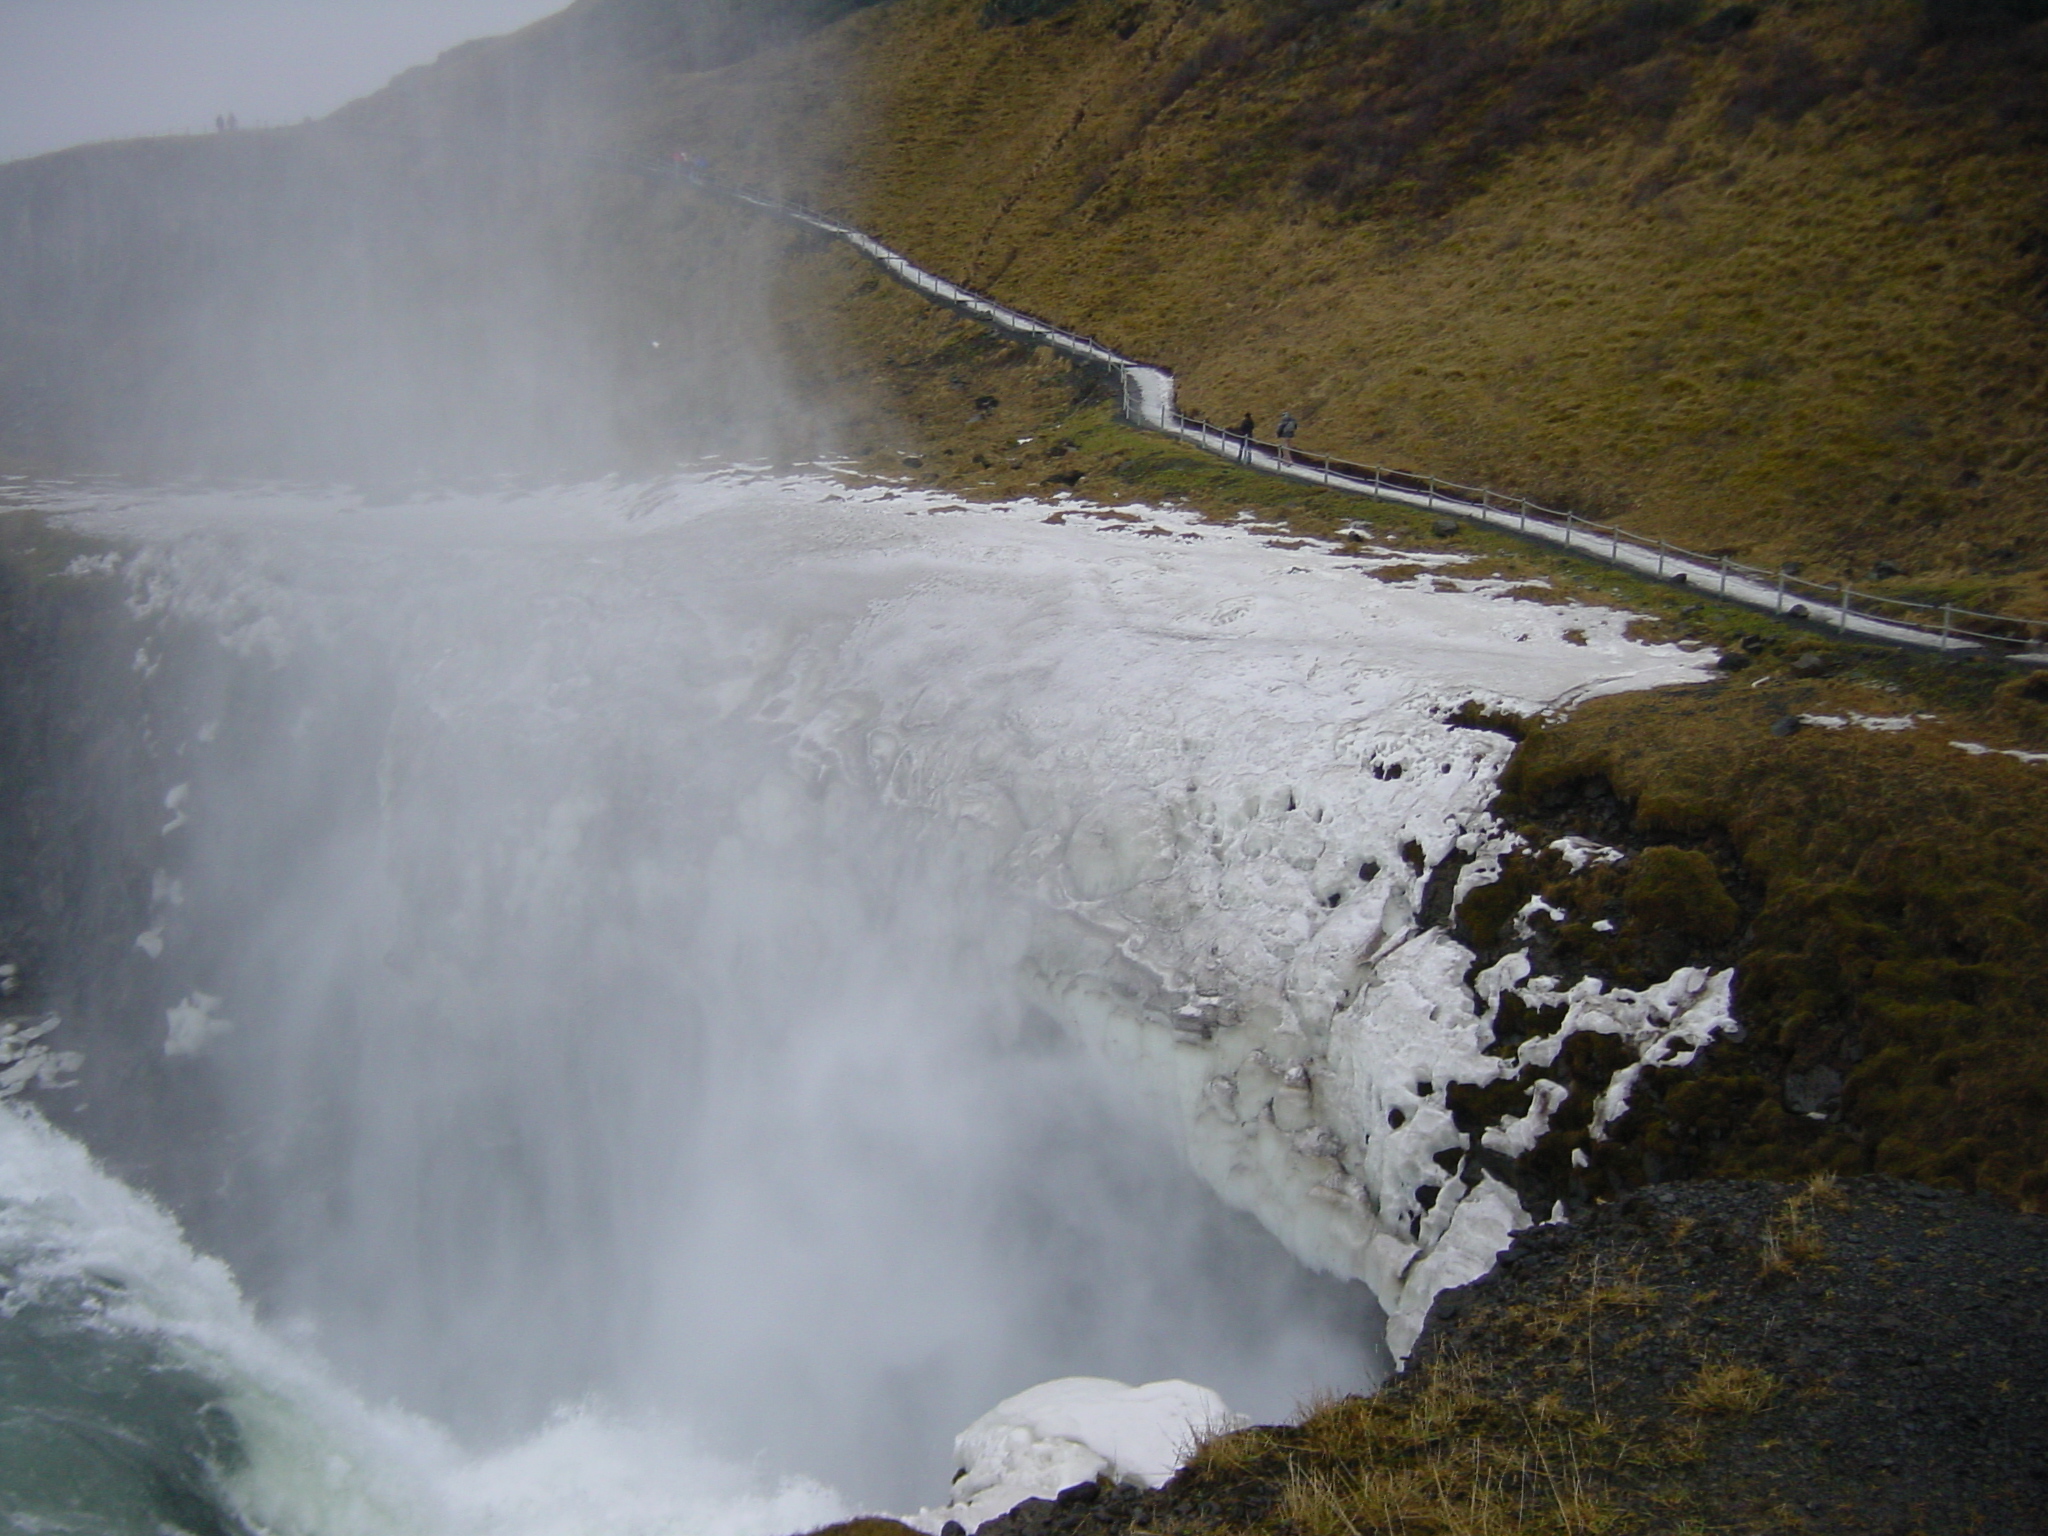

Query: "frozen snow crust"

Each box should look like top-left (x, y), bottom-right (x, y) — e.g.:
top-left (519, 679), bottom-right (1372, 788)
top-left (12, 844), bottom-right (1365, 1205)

top-left (919, 1377), bottom-right (1245, 1532)
top-left (57, 470), bottom-right (1722, 1367)
top-left (704, 483), bottom-right (1724, 1360)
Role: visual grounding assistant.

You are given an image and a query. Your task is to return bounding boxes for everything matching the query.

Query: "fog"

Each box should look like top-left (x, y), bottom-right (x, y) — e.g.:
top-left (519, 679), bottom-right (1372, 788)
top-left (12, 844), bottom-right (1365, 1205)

top-left (0, 3), bottom-right (1389, 1524)
top-left (0, 0), bottom-right (876, 481)
top-left (0, 1), bottom-right (568, 164)
top-left (25, 478), bottom-right (1385, 1519)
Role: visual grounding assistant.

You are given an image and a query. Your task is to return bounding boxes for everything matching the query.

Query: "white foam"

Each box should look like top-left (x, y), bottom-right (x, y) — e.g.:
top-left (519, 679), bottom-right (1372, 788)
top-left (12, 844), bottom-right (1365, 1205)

top-left (0, 1103), bottom-right (850, 1536)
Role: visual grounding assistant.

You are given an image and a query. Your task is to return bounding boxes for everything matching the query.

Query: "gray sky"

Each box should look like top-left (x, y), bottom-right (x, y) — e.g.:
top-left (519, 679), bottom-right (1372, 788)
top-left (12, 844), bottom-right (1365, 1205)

top-left (0, 0), bottom-right (571, 164)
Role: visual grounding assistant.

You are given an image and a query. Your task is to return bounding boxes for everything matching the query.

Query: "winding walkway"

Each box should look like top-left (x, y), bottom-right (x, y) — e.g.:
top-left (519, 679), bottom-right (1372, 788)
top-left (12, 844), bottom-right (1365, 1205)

top-left (664, 161), bottom-right (2045, 661)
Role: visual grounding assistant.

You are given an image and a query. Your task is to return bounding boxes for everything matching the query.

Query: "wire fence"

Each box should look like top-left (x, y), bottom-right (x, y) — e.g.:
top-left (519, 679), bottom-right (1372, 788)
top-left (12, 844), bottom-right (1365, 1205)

top-left (657, 158), bottom-right (2047, 660)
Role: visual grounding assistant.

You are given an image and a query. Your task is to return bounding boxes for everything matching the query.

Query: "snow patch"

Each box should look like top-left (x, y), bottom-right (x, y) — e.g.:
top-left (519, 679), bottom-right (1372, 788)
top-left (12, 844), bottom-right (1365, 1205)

top-left (1951, 740), bottom-right (2048, 765)
top-left (1549, 836), bottom-right (1623, 871)
top-left (916, 1378), bottom-right (1243, 1533)
top-left (1798, 712), bottom-right (1933, 733)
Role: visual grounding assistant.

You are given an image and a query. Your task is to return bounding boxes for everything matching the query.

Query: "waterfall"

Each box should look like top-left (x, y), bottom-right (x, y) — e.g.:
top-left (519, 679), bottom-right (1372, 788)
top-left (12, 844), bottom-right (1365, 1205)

top-left (0, 468), bottom-right (1707, 1532)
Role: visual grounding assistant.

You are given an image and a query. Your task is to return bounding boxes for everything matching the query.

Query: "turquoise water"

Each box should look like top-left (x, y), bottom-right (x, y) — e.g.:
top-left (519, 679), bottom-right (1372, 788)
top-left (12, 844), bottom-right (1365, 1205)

top-left (0, 1265), bottom-right (249, 1536)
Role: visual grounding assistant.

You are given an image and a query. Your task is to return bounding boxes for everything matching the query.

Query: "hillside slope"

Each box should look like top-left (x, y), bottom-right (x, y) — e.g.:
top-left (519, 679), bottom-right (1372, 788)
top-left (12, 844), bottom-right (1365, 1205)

top-left (659, 0), bottom-right (2048, 616)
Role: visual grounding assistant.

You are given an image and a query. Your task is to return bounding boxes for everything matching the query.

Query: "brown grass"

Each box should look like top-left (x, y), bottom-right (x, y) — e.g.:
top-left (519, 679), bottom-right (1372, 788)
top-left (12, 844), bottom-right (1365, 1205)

top-left (1495, 666), bottom-right (2048, 1210)
top-left (1194, 1362), bottom-right (1625, 1536)
top-left (1760, 1185), bottom-right (1834, 1276)
top-left (1676, 1359), bottom-right (1781, 1417)
top-left (650, 0), bottom-right (2048, 614)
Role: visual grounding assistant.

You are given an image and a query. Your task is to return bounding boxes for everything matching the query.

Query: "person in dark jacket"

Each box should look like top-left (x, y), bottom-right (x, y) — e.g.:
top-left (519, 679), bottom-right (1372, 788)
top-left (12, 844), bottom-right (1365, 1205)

top-left (1233, 412), bottom-right (1255, 462)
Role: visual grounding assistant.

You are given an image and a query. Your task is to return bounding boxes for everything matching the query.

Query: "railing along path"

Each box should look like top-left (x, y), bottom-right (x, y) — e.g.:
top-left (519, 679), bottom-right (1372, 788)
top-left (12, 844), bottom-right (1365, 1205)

top-left (652, 158), bottom-right (2045, 660)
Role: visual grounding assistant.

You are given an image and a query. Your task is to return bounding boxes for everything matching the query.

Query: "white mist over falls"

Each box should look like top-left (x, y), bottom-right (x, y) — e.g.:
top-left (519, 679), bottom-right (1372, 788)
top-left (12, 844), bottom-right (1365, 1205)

top-left (0, 469), bottom-right (1718, 1536)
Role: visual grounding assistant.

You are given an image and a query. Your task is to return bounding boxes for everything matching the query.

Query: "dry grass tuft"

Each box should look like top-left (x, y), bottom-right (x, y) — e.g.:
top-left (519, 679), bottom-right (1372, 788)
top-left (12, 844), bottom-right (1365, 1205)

top-left (1677, 1359), bottom-right (1781, 1417)
top-left (1760, 1187), bottom-right (1833, 1276)
top-left (1183, 1421), bottom-right (1283, 1482)
top-left (801, 1521), bottom-right (929, 1536)
top-left (1256, 1363), bottom-right (1625, 1535)
top-left (1803, 1172), bottom-right (1850, 1211)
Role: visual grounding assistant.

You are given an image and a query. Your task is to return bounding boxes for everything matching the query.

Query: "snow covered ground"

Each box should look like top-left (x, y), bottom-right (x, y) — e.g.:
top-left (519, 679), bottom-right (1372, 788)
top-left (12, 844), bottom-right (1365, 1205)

top-left (52, 470), bottom-right (1722, 1354)
top-left (657, 478), bottom-right (1724, 1359)
top-left (19, 469), bottom-right (1724, 1527)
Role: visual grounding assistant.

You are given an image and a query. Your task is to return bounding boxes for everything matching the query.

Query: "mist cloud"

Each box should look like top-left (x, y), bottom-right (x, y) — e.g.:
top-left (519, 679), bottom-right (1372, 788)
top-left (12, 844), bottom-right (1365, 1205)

top-left (0, 0), bottom-right (567, 164)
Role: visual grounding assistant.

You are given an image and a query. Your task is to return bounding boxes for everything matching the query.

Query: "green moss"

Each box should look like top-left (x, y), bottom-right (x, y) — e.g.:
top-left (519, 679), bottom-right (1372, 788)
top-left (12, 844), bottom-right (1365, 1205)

top-left (1486, 660), bottom-right (2048, 1210)
top-left (1622, 846), bottom-right (1740, 945)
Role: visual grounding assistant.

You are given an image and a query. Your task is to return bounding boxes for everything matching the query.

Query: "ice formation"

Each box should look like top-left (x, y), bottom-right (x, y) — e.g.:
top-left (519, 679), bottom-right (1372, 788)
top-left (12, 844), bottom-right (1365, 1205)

top-left (58, 472), bottom-right (1728, 1383)
top-left (0, 1014), bottom-right (80, 1098)
top-left (719, 487), bottom-right (1731, 1359)
top-left (918, 1377), bottom-right (1244, 1532)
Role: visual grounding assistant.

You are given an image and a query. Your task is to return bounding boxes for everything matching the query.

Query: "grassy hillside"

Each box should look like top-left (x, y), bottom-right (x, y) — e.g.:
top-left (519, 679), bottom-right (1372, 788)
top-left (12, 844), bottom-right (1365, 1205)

top-left (654, 0), bottom-right (2048, 617)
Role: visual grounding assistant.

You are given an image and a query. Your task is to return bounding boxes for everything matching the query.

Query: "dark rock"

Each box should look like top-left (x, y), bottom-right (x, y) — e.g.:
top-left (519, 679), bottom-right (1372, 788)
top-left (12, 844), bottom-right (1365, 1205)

top-left (1788, 603), bottom-right (1812, 621)
top-left (1784, 1064), bottom-right (1843, 1115)
top-left (1771, 715), bottom-right (1801, 737)
top-left (901, 455), bottom-right (924, 469)
top-left (1873, 559), bottom-right (1906, 579)
top-left (1715, 651), bottom-right (1753, 671)
top-left (1055, 1481), bottom-right (1100, 1506)
top-left (1672, 572), bottom-right (1690, 586)
top-left (973, 395), bottom-right (1000, 411)
top-left (1741, 633), bottom-right (1768, 653)
top-left (1042, 470), bottom-right (1084, 487)
top-left (943, 1522), bottom-right (966, 1536)
top-left (1431, 516), bottom-right (1460, 537)
top-left (1404, 1177), bottom-right (2048, 1534)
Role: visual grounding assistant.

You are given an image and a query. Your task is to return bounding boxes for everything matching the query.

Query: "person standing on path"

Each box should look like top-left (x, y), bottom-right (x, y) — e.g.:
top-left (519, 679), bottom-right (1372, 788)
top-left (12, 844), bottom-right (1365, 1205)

top-left (1233, 412), bottom-right (1255, 463)
top-left (1276, 411), bottom-right (1298, 463)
